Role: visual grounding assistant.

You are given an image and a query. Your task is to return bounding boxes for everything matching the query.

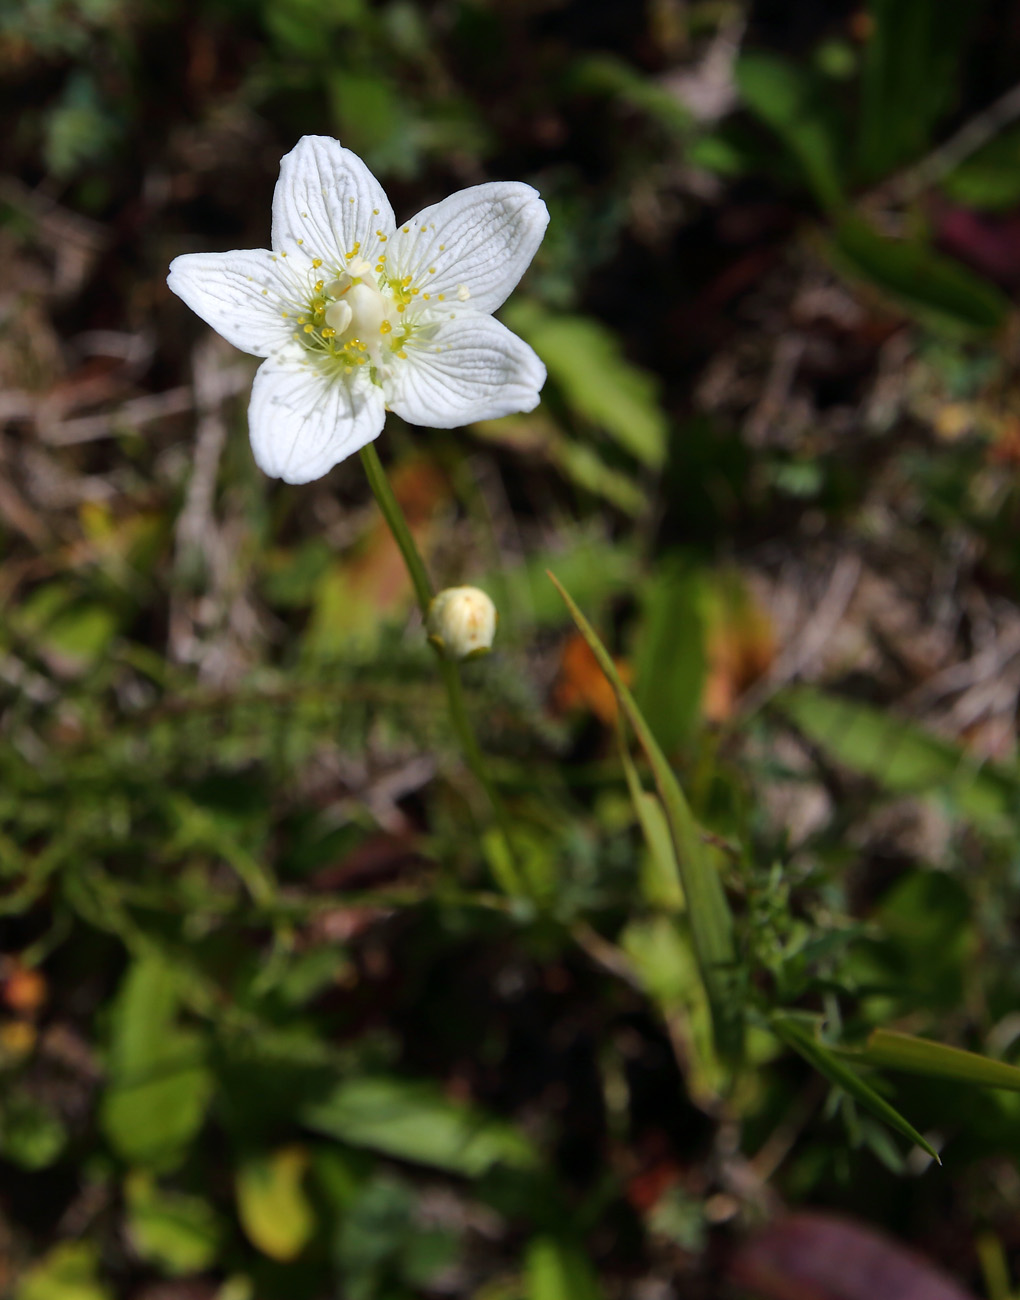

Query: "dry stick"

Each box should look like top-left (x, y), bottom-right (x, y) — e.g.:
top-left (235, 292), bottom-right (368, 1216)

top-left (358, 441), bottom-right (523, 892)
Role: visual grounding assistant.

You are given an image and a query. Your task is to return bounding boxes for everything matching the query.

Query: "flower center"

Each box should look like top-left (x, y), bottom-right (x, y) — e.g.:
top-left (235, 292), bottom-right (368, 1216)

top-left (286, 253), bottom-right (426, 378)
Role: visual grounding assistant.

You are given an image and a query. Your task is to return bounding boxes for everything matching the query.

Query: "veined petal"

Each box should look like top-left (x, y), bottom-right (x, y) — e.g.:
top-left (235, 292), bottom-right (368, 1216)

top-left (388, 182), bottom-right (549, 316)
top-left (248, 354), bottom-right (386, 484)
top-left (271, 135), bottom-right (395, 274)
top-left (386, 314), bottom-right (546, 428)
top-left (167, 249), bottom-right (298, 358)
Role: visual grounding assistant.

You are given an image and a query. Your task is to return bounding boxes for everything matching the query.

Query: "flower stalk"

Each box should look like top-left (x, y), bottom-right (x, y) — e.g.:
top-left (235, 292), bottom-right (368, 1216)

top-left (359, 442), bottom-right (522, 891)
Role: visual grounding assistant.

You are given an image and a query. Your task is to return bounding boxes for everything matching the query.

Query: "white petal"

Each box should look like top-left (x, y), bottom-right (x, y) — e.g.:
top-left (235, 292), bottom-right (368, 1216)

top-left (248, 355), bottom-right (386, 484)
top-left (271, 136), bottom-right (395, 274)
top-left (167, 249), bottom-right (298, 357)
top-left (388, 182), bottom-right (549, 316)
top-left (386, 315), bottom-right (546, 428)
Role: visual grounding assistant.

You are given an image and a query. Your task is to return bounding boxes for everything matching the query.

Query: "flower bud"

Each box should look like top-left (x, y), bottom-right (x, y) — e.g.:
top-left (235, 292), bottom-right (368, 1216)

top-left (427, 586), bottom-right (497, 660)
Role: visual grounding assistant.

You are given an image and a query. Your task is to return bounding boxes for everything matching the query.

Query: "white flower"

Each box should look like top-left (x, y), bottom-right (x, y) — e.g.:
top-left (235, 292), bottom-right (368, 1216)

top-left (427, 587), bottom-right (497, 659)
top-left (167, 136), bottom-right (549, 484)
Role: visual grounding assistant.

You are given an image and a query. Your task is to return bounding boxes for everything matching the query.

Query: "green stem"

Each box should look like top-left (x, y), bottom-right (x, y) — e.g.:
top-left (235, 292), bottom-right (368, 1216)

top-left (359, 442), bottom-right (523, 892)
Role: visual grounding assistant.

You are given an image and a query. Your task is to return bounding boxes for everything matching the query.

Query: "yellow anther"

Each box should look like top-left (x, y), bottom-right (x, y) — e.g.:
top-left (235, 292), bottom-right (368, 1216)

top-left (297, 238), bottom-right (304, 245)
top-left (303, 323), bottom-right (314, 333)
top-left (402, 226), bottom-right (410, 233)
top-left (271, 255), bottom-right (277, 261)
top-left (428, 267), bottom-right (436, 274)
top-left (397, 349), bottom-right (408, 359)
top-left (261, 289), bottom-right (267, 295)
top-left (380, 321), bottom-right (392, 334)
top-left (423, 293), bottom-right (430, 300)
top-left (314, 279), bottom-right (324, 292)
top-left (401, 276), bottom-right (412, 286)
top-left (297, 316), bottom-right (306, 324)
top-left (349, 197), bottom-right (355, 203)
top-left (373, 208), bottom-right (380, 215)
top-left (357, 355), bottom-right (367, 364)
top-left (281, 311), bottom-right (289, 318)
top-left (438, 294), bottom-right (445, 301)
top-left (439, 244), bottom-right (445, 250)
top-left (322, 327), bottom-right (336, 338)
top-left (281, 251), bottom-right (288, 257)
top-left (377, 233), bottom-right (388, 241)
top-left (397, 303), bottom-right (406, 313)
top-left (312, 258), bottom-right (322, 268)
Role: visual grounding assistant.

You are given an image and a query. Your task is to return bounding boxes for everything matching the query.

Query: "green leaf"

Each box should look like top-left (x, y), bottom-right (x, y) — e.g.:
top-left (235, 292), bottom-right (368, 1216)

top-left (300, 1076), bottom-right (539, 1177)
top-left (0, 1092), bottom-right (67, 1170)
top-left (828, 219), bottom-right (1009, 338)
top-left (631, 557), bottom-right (708, 753)
top-left (735, 51), bottom-right (844, 209)
top-left (570, 53), bottom-right (693, 135)
top-left (548, 572), bottom-right (743, 1061)
top-left (618, 733), bottom-right (684, 911)
top-left (100, 956), bottom-right (212, 1170)
top-left (503, 303), bottom-right (668, 470)
top-left (852, 1029), bottom-right (1020, 1091)
top-left (770, 1014), bottom-right (939, 1162)
top-left (857, 0), bottom-right (979, 181)
top-left (236, 1146), bottom-right (316, 1262)
top-left (125, 1171), bottom-right (222, 1276)
top-left (525, 1237), bottom-right (603, 1300)
top-left (551, 438), bottom-right (648, 516)
top-left (15, 1243), bottom-right (112, 1300)
top-left (778, 685), bottom-right (1019, 826)
top-left (942, 126), bottom-right (1020, 212)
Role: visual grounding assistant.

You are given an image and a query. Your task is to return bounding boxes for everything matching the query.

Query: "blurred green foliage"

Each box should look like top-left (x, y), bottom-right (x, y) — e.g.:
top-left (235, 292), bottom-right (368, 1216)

top-left (6, 0), bottom-right (1020, 1296)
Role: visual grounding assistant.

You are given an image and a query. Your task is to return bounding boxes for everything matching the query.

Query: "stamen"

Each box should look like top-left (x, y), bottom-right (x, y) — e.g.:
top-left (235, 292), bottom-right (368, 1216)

top-left (312, 258), bottom-right (322, 268)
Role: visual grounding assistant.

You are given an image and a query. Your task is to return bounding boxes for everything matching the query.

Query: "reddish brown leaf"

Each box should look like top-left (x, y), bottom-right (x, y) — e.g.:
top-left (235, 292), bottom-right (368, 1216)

top-left (729, 1212), bottom-right (977, 1300)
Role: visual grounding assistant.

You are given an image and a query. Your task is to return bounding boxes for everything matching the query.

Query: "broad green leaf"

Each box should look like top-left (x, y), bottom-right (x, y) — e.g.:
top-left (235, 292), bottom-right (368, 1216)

top-left (525, 1236), bottom-right (603, 1300)
top-left (15, 1242), bottom-right (111, 1300)
top-left (569, 53), bottom-right (692, 135)
top-left (552, 438), bottom-right (648, 516)
top-left (503, 302), bottom-right (668, 469)
top-left (300, 1076), bottom-right (539, 1177)
top-left (736, 51), bottom-right (844, 209)
top-left (828, 219), bottom-right (1009, 338)
top-left (548, 572), bottom-right (743, 1060)
top-left (942, 126), bottom-right (1020, 212)
top-left (100, 956), bottom-right (212, 1170)
top-left (236, 1146), bottom-right (316, 1262)
top-left (778, 685), bottom-right (1019, 826)
top-left (632, 557), bottom-right (708, 753)
top-left (0, 1092), bottom-right (67, 1169)
top-left (125, 1171), bottom-right (222, 1276)
top-left (857, 0), bottom-right (978, 181)
top-left (770, 1014), bottom-right (939, 1162)
top-left (852, 1029), bottom-right (1020, 1091)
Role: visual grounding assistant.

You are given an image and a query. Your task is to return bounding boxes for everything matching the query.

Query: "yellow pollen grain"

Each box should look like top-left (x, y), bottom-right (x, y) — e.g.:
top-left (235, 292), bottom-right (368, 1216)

top-left (312, 258), bottom-right (322, 268)
top-left (403, 226), bottom-right (410, 233)
top-left (423, 293), bottom-right (430, 300)
top-left (380, 321), bottom-right (392, 334)
top-left (345, 366), bottom-right (353, 374)
top-left (401, 275), bottom-right (412, 286)
top-left (314, 280), bottom-right (324, 291)
top-left (301, 211), bottom-right (308, 217)
top-left (438, 294), bottom-right (445, 301)
top-left (349, 197), bottom-right (355, 204)
top-left (373, 208), bottom-right (379, 215)
top-left (281, 311), bottom-right (289, 318)
top-left (281, 251), bottom-right (288, 257)
top-left (428, 266), bottom-right (436, 274)
top-left (246, 275), bottom-right (253, 281)
top-left (439, 244), bottom-right (445, 250)
top-left (397, 303), bottom-right (406, 313)
top-left (297, 316), bottom-right (306, 324)
top-left (357, 355), bottom-right (367, 364)
top-left (271, 255), bottom-right (277, 261)
top-left (377, 233), bottom-right (388, 241)
top-left (397, 349), bottom-right (408, 359)
top-left (261, 289), bottom-right (267, 295)
top-left (297, 238), bottom-right (304, 245)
